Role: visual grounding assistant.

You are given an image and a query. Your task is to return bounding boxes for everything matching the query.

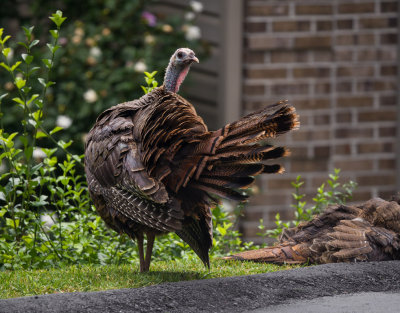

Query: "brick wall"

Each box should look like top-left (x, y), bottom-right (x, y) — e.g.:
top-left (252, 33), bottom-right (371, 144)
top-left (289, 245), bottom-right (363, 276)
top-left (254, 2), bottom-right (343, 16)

top-left (241, 0), bottom-right (399, 243)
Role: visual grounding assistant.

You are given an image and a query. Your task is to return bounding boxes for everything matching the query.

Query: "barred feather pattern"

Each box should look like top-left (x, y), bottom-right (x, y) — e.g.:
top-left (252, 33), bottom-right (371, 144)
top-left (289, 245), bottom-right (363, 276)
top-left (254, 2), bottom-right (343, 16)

top-left (85, 86), bottom-right (299, 269)
top-left (224, 196), bottom-right (400, 264)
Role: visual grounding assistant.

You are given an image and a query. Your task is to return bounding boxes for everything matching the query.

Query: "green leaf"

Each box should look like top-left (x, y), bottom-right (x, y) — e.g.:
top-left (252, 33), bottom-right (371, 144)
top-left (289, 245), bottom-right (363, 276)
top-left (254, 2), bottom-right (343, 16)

top-left (35, 131), bottom-right (47, 139)
top-left (38, 77), bottom-right (46, 87)
top-left (24, 146), bottom-right (33, 161)
top-left (22, 54), bottom-right (34, 64)
top-left (2, 47), bottom-right (10, 57)
top-left (1, 35), bottom-right (11, 45)
top-left (14, 76), bottom-right (26, 89)
top-left (42, 59), bottom-right (53, 69)
top-left (11, 61), bottom-right (22, 72)
top-left (49, 10), bottom-right (67, 28)
top-left (50, 126), bottom-right (63, 135)
top-left (29, 39), bottom-right (40, 49)
top-left (49, 29), bottom-right (59, 39)
top-left (0, 62), bottom-right (10, 71)
top-left (0, 93), bottom-right (8, 102)
top-left (12, 97), bottom-right (25, 105)
top-left (27, 94), bottom-right (39, 105)
top-left (17, 42), bottom-right (29, 49)
top-left (47, 43), bottom-right (60, 54)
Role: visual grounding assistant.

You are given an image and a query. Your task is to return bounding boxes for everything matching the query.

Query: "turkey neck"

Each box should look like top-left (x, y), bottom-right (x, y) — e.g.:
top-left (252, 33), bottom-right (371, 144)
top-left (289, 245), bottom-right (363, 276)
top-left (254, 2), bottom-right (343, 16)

top-left (163, 63), bottom-right (190, 93)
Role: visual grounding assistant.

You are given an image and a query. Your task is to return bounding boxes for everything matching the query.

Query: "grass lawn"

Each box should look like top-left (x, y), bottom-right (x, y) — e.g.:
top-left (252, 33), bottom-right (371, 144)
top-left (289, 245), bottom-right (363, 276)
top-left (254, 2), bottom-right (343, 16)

top-left (0, 259), bottom-right (300, 299)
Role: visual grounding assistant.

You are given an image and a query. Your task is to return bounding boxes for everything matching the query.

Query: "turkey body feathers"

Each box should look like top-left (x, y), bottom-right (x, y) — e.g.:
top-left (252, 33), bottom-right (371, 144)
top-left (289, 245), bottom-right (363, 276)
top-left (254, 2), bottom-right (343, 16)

top-left (85, 49), bottom-right (298, 272)
top-left (225, 197), bottom-right (400, 264)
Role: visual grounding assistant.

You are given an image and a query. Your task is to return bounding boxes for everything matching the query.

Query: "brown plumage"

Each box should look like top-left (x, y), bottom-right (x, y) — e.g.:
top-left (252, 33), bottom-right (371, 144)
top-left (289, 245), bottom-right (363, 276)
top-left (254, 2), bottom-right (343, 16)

top-left (224, 196), bottom-right (400, 264)
top-left (84, 48), bottom-right (299, 272)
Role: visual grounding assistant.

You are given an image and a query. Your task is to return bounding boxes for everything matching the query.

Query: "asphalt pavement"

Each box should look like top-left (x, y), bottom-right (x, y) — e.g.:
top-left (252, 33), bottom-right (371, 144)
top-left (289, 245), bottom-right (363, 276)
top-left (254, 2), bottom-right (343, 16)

top-left (1, 260), bottom-right (400, 313)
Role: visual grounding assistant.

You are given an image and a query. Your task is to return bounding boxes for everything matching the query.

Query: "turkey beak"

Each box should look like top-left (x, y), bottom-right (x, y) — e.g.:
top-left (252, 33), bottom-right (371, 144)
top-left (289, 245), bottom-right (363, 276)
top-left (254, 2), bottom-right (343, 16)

top-left (192, 56), bottom-right (199, 63)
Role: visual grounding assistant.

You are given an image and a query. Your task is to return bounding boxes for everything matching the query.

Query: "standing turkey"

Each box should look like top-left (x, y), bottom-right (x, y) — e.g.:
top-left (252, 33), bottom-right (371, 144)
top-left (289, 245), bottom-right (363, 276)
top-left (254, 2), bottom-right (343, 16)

top-left (85, 48), bottom-right (299, 272)
top-left (224, 196), bottom-right (400, 264)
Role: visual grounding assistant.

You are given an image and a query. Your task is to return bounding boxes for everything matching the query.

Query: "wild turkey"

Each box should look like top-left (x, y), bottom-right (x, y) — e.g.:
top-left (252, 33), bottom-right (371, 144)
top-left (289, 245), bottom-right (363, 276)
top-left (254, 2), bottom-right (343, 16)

top-left (84, 48), bottom-right (299, 272)
top-left (224, 196), bottom-right (400, 264)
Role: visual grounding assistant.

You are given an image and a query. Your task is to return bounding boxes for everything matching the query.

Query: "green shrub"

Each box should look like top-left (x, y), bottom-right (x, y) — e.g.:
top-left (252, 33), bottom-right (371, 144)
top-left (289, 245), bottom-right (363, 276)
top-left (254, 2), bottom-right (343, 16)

top-left (258, 169), bottom-right (357, 240)
top-left (0, 0), bottom-right (208, 154)
top-left (0, 12), bottom-right (246, 270)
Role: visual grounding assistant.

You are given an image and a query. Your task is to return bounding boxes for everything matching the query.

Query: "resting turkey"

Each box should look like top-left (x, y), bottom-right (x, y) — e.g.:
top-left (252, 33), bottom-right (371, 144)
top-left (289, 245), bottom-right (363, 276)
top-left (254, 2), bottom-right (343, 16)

top-left (84, 48), bottom-right (299, 272)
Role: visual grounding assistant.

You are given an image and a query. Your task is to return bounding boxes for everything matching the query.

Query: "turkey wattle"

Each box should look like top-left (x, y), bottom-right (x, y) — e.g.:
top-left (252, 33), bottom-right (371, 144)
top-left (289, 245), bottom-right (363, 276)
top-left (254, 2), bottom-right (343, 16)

top-left (84, 48), bottom-right (299, 272)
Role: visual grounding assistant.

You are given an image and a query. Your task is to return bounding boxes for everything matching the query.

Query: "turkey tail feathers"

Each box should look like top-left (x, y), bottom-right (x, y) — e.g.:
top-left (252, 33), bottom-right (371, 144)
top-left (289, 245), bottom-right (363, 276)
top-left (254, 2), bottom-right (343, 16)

top-left (192, 101), bottom-right (298, 201)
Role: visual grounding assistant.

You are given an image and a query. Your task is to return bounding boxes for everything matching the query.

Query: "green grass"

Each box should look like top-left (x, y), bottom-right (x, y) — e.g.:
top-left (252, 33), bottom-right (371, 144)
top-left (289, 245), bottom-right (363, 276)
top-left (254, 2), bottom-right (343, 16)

top-left (0, 259), bottom-right (300, 299)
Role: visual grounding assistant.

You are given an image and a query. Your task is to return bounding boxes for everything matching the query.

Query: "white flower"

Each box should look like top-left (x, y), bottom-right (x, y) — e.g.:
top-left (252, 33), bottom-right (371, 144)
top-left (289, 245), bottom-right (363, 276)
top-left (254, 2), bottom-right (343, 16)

top-left (184, 25), bottom-right (201, 41)
top-left (89, 46), bottom-right (102, 58)
top-left (134, 60), bottom-right (147, 73)
top-left (33, 148), bottom-right (46, 160)
top-left (190, 1), bottom-right (203, 13)
top-left (56, 115), bottom-right (72, 129)
top-left (84, 89), bottom-right (98, 103)
top-left (6, 47), bottom-right (13, 61)
top-left (41, 213), bottom-right (57, 231)
top-left (185, 12), bottom-right (195, 21)
top-left (144, 34), bottom-right (155, 45)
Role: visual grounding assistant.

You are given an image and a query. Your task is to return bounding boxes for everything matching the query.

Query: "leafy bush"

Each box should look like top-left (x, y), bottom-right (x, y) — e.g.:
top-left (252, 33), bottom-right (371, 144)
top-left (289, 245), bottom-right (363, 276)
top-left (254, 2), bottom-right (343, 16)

top-left (258, 169), bottom-right (357, 240)
top-left (0, 0), bottom-right (208, 154)
top-left (0, 12), bottom-right (247, 270)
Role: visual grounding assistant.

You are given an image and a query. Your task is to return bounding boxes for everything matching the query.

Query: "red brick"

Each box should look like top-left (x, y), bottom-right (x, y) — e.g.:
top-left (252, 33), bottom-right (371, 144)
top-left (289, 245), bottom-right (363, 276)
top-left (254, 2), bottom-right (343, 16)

top-left (334, 160), bottom-right (374, 171)
top-left (357, 175), bottom-right (395, 186)
top-left (380, 65), bottom-right (397, 76)
top-left (336, 82), bottom-right (353, 93)
top-left (317, 21), bottom-right (333, 31)
top-left (296, 5), bottom-right (333, 15)
top-left (313, 51), bottom-right (333, 62)
top-left (293, 98), bottom-right (331, 110)
top-left (270, 83), bottom-right (309, 96)
top-left (291, 158), bottom-right (328, 172)
top-left (358, 111), bottom-right (397, 122)
top-left (337, 19), bottom-right (353, 29)
top-left (380, 33), bottom-right (397, 44)
top-left (381, 2), bottom-right (398, 12)
top-left (335, 50), bottom-right (353, 61)
top-left (247, 4), bottom-right (289, 16)
top-left (293, 67), bottom-right (330, 78)
top-left (357, 142), bottom-right (394, 153)
top-left (359, 18), bottom-right (395, 29)
top-left (315, 82), bottom-right (331, 94)
top-left (337, 96), bottom-right (373, 107)
top-left (244, 51), bottom-right (265, 64)
top-left (314, 114), bottom-right (330, 125)
top-left (338, 3), bottom-right (375, 14)
top-left (270, 51), bottom-right (308, 63)
top-left (267, 178), bottom-right (294, 189)
top-left (380, 95), bottom-right (397, 106)
top-left (292, 130), bottom-right (330, 141)
top-left (379, 127), bottom-right (396, 137)
top-left (378, 159), bottom-right (396, 170)
top-left (337, 66), bottom-right (374, 77)
top-left (247, 36), bottom-right (292, 50)
top-left (245, 68), bottom-right (287, 79)
top-left (336, 112), bottom-right (352, 123)
top-left (243, 85), bottom-right (265, 95)
top-left (356, 80), bottom-right (396, 92)
top-left (273, 21), bottom-right (310, 32)
top-left (245, 22), bottom-right (267, 33)
top-left (314, 146), bottom-right (331, 157)
top-left (335, 128), bottom-right (373, 139)
top-left (336, 34), bottom-right (375, 46)
top-left (295, 36), bottom-right (332, 49)
top-left (334, 144), bottom-right (351, 155)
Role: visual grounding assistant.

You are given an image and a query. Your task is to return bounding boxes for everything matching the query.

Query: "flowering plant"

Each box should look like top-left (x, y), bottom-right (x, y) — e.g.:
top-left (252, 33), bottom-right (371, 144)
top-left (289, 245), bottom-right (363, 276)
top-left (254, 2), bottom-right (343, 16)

top-left (0, 0), bottom-right (208, 154)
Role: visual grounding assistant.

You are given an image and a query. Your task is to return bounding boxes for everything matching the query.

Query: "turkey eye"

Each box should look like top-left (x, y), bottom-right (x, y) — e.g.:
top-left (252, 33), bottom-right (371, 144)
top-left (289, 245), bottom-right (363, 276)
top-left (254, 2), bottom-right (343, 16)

top-left (177, 52), bottom-right (184, 58)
